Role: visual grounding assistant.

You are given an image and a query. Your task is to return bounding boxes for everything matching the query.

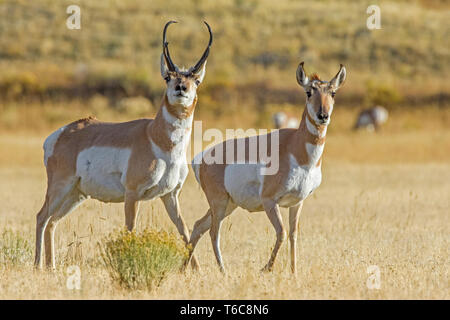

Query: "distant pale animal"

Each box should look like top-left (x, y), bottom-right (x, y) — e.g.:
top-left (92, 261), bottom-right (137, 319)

top-left (272, 112), bottom-right (300, 129)
top-left (354, 106), bottom-right (388, 132)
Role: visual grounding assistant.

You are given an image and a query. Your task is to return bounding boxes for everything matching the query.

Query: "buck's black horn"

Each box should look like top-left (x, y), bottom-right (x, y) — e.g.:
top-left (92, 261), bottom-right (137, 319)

top-left (190, 21), bottom-right (213, 74)
top-left (162, 20), bottom-right (178, 72)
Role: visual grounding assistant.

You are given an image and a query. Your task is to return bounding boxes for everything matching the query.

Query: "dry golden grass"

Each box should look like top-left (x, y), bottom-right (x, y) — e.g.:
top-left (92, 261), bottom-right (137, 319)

top-left (0, 108), bottom-right (449, 299)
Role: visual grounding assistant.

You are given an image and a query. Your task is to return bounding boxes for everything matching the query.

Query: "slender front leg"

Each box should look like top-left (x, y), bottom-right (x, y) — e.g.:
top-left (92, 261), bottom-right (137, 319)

top-left (262, 198), bottom-right (286, 272)
top-left (289, 202), bottom-right (303, 274)
top-left (124, 190), bottom-right (140, 231)
top-left (161, 188), bottom-right (200, 270)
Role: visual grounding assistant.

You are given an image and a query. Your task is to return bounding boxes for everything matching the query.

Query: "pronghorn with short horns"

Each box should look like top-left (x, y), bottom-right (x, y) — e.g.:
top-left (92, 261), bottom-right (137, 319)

top-left (354, 105), bottom-right (388, 132)
top-left (35, 21), bottom-right (213, 269)
top-left (189, 62), bottom-right (346, 273)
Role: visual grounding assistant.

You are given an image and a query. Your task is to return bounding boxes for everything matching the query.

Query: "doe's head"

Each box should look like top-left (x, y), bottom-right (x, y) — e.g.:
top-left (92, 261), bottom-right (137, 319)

top-left (160, 21), bottom-right (213, 110)
top-left (296, 62), bottom-right (346, 126)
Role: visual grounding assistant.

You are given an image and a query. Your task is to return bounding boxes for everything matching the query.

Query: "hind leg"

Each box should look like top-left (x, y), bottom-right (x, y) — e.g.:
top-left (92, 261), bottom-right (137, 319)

top-left (188, 202), bottom-right (236, 270)
top-left (35, 175), bottom-right (81, 269)
top-left (44, 189), bottom-right (85, 269)
top-left (209, 198), bottom-right (236, 273)
top-left (35, 199), bottom-right (50, 269)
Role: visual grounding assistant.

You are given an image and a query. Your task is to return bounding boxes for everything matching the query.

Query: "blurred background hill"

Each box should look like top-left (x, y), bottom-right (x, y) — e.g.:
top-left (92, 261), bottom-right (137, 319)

top-left (0, 0), bottom-right (448, 131)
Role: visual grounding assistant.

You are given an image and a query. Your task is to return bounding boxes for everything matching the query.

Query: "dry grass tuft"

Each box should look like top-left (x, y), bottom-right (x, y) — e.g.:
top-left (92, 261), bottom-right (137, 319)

top-left (0, 230), bottom-right (32, 268)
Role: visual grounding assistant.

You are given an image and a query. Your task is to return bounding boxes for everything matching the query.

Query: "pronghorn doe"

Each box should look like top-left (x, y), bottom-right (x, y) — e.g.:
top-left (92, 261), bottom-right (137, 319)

top-left (272, 112), bottom-right (300, 129)
top-left (189, 62), bottom-right (346, 273)
top-left (35, 21), bottom-right (213, 270)
top-left (354, 105), bottom-right (388, 132)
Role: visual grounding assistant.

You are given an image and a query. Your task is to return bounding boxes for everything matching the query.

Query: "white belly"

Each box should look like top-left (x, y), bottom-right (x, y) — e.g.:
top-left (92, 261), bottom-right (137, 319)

top-left (224, 163), bottom-right (265, 211)
top-left (223, 154), bottom-right (322, 211)
top-left (76, 146), bottom-right (131, 202)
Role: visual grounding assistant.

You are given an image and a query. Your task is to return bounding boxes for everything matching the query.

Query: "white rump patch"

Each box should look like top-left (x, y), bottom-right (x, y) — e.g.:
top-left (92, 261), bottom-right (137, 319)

top-left (43, 125), bottom-right (66, 166)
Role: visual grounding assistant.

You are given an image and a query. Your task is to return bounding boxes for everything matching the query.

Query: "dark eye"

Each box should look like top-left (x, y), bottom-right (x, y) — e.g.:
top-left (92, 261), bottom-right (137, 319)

top-left (331, 92), bottom-right (336, 98)
top-left (306, 91), bottom-right (311, 98)
top-left (164, 76), bottom-right (171, 83)
top-left (195, 80), bottom-right (200, 86)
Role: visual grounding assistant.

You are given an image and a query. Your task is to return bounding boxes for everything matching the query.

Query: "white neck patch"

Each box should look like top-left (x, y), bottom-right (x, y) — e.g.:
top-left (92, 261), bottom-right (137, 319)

top-left (305, 142), bottom-right (324, 167)
top-left (162, 106), bottom-right (193, 145)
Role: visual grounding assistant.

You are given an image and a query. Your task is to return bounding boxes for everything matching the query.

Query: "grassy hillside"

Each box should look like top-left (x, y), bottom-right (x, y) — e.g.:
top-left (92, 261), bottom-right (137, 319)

top-left (0, 0), bottom-right (449, 130)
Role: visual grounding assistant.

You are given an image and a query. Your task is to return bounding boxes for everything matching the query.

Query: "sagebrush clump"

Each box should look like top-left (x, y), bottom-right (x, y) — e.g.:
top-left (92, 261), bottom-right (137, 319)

top-left (100, 229), bottom-right (189, 290)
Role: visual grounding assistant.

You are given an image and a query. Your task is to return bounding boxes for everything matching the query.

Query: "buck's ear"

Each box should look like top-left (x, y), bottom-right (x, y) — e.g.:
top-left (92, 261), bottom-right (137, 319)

top-left (160, 53), bottom-right (169, 79)
top-left (296, 62), bottom-right (309, 88)
top-left (192, 60), bottom-right (207, 85)
top-left (329, 64), bottom-right (346, 90)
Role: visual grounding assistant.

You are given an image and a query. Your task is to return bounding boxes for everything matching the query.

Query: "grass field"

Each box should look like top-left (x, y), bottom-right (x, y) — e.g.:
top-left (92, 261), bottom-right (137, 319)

top-left (0, 0), bottom-right (448, 300)
top-left (0, 106), bottom-right (448, 299)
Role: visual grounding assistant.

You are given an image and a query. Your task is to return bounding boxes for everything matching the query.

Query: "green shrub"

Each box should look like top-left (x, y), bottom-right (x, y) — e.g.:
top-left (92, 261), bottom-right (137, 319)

top-left (0, 230), bottom-right (32, 267)
top-left (100, 229), bottom-right (189, 290)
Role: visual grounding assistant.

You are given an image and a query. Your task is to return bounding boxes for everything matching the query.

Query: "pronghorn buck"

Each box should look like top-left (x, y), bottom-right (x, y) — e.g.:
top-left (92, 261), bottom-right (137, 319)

top-left (189, 62), bottom-right (346, 273)
top-left (272, 111), bottom-right (300, 129)
top-left (35, 21), bottom-right (213, 269)
top-left (354, 105), bottom-right (388, 132)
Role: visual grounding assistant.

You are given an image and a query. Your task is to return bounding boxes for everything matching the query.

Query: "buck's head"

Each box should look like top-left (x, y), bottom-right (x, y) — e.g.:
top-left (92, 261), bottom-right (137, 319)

top-left (160, 21), bottom-right (212, 115)
top-left (296, 62), bottom-right (346, 126)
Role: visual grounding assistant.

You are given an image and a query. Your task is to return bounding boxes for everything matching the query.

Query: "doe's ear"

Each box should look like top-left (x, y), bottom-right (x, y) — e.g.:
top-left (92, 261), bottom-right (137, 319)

top-left (296, 62), bottom-right (309, 88)
top-left (192, 60), bottom-right (207, 85)
top-left (329, 64), bottom-right (346, 90)
top-left (160, 53), bottom-right (169, 79)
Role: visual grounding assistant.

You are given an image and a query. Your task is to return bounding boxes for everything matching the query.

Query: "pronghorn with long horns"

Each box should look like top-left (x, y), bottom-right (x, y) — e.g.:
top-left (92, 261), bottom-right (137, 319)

top-left (35, 21), bottom-right (213, 270)
top-left (189, 62), bottom-right (346, 273)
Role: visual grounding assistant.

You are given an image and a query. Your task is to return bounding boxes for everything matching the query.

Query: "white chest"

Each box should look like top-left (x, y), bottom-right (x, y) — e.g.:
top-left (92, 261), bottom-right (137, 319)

top-left (278, 154), bottom-right (322, 207)
top-left (140, 137), bottom-right (189, 199)
top-left (139, 110), bottom-right (192, 199)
